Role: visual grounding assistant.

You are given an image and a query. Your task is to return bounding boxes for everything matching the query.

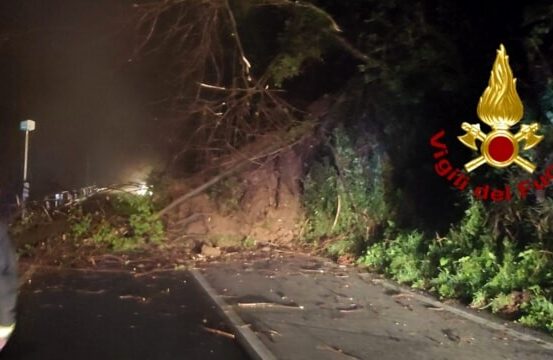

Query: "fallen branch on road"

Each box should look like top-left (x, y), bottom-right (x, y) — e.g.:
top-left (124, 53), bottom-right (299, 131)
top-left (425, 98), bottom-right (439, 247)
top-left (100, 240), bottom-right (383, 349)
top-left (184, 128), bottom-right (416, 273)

top-left (202, 326), bottom-right (235, 339)
top-left (119, 294), bottom-right (148, 303)
top-left (237, 302), bottom-right (304, 310)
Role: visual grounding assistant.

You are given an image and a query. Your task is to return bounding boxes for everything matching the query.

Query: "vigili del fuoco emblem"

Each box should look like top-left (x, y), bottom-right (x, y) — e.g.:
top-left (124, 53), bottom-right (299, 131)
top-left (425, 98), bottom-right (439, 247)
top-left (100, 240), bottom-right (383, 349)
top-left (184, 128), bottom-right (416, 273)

top-left (458, 44), bottom-right (543, 173)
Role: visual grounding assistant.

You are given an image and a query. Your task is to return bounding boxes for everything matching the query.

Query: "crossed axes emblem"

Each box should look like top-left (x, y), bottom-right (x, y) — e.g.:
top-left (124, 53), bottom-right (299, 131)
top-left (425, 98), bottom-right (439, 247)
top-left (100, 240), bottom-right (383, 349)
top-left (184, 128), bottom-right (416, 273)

top-left (459, 122), bottom-right (542, 173)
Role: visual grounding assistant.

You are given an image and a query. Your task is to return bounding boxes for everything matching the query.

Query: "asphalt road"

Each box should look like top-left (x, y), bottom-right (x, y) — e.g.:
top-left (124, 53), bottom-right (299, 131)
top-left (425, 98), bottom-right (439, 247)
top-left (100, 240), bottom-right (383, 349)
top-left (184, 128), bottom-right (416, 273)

top-left (200, 254), bottom-right (553, 360)
top-left (0, 269), bottom-right (248, 360)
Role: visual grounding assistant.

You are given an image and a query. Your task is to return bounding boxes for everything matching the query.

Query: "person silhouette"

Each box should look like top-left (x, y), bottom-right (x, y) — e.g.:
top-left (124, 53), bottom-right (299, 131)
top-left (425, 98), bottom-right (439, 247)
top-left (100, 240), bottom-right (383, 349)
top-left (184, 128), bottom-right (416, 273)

top-left (0, 221), bottom-right (17, 351)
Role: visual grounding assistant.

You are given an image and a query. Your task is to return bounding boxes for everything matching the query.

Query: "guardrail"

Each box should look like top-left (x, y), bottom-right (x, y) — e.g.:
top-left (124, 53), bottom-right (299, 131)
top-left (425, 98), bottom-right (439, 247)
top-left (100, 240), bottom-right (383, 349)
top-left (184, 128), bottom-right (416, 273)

top-left (42, 185), bottom-right (99, 210)
top-left (1, 185), bottom-right (100, 221)
top-left (2, 182), bottom-right (150, 221)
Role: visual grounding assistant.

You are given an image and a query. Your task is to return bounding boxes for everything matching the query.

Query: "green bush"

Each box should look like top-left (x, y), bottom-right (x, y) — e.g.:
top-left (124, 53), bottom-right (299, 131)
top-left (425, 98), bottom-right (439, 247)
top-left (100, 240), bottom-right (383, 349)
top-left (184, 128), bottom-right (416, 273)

top-left (69, 194), bottom-right (165, 251)
top-left (91, 219), bottom-right (127, 250)
top-left (485, 245), bottom-right (553, 296)
top-left (302, 126), bottom-right (392, 257)
top-left (386, 231), bottom-right (427, 286)
top-left (358, 196), bottom-right (553, 335)
top-left (431, 248), bottom-right (497, 300)
top-left (519, 287), bottom-right (553, 333)
top-left (360, 241), bottom-right (388, 269)
top-left (490, 293), bottom-right (514, 314)
top-left (69, 211), bottom-right (93, 239)
top-left (359, 230), bottom-right (427, 287)
top-left (303, 157), bottom-right (340, 241)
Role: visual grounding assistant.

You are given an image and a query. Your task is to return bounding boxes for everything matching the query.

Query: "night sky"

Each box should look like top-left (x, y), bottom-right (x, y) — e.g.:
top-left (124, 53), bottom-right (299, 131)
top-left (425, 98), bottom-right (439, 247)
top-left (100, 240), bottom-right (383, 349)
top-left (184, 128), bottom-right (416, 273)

top-left (0, 0), bottom-right (162, 200)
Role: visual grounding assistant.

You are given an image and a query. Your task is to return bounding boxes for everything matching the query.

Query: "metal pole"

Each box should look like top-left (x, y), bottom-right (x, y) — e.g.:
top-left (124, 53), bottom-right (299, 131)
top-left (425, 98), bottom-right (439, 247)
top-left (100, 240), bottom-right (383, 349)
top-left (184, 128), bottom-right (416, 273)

top-left (21, 130), bottom-right (30, 220)
top-left (19, 120), bottom-right (35, 220)
top-left (23, 130), bottom-right (29, 182)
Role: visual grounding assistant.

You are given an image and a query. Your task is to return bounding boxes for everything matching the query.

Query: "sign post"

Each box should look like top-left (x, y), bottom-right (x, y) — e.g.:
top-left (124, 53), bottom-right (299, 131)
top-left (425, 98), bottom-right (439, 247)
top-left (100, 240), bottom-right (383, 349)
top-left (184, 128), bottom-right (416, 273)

top-left (20, 120), bottom-right (36, 218)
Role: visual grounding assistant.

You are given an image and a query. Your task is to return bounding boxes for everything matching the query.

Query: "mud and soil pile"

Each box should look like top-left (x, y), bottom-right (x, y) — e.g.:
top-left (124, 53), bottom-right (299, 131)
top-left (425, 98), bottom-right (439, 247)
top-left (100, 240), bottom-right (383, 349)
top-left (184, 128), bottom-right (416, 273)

top-left (163, 131), bottom-right (319, 255)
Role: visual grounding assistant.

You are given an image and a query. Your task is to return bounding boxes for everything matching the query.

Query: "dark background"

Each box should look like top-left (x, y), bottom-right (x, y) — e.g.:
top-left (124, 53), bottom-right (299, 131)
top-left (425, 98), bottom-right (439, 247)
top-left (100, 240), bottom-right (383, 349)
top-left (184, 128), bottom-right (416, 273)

top-left (0, 0), bottom-right (549, 208)
top-left (0, 0), bottom-right (162, 201)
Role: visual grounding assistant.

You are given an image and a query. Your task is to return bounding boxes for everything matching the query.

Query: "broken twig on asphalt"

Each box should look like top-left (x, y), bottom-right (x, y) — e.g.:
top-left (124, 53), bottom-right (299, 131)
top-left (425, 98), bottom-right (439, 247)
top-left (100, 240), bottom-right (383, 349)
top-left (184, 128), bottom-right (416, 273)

top-left (237, 302), bottom-right (304, 310)
top-left (202, 326), bottom-right (235, 339)
top-left (317, 344), bottom-right (361, 360)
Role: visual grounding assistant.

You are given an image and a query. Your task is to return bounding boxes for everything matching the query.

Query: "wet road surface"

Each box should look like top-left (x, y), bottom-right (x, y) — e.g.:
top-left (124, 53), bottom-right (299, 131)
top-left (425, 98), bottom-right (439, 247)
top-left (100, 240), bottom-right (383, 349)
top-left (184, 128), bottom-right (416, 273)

top-left (1, 270), bottom-right (248, 360)
top-left (201, 254), bottom-right (553, 360)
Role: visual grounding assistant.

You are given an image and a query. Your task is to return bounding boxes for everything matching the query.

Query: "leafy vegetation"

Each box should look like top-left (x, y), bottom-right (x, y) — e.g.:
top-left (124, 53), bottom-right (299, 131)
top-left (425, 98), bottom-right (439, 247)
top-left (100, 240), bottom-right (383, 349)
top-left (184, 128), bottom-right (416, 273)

top-left (519, 289), bottom-right (553, 333)
top-left (69, 193), bottom-right (164, 252)
top-left (302, 126), bottom-right (392, 258)
top-left (266, 2), bottom-right (338, 87)
top-left (357, 198), bottom-right (553, 334)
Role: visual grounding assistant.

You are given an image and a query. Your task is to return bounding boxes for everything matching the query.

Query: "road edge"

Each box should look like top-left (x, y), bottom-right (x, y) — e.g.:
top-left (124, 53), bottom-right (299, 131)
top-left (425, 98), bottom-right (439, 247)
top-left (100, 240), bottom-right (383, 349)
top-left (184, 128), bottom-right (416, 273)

top-left (190, 269), bottom-right (277, 360)
top-left (363, 274), bottom-right (553, 351)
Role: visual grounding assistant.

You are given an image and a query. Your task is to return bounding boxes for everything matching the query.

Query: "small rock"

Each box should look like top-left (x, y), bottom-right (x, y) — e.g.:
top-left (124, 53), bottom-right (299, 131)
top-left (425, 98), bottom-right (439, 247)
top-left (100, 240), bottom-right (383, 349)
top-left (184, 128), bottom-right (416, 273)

top-left (201, 244), bottom-right (222, 257)
top-left (441, 328), bottom-right (460, 343)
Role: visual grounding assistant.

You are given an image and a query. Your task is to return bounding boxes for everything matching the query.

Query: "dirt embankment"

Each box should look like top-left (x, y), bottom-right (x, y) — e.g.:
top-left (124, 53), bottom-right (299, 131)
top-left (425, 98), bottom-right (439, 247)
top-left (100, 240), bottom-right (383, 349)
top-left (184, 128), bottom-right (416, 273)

top-left (163, 131), bottom-right (319, 255)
